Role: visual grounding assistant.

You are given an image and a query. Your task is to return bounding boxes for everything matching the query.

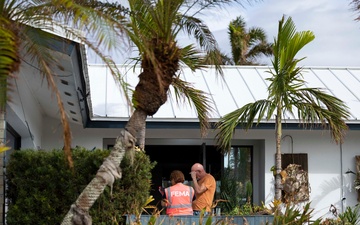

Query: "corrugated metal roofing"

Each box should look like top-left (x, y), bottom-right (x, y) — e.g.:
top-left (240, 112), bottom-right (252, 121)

top-left (87, 65), bottom-right (360, 124)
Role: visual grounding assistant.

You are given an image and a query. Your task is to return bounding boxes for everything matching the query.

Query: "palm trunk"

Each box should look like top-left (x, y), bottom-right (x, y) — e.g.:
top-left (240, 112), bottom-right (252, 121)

top-left (61, 130), bottom-right (136, 225)
top-left (125, 109), bottom-right (147, 149)
top-left (274, 108), bottom-right (282, 201)
top-left (61, 107), bottom-right (147, 225)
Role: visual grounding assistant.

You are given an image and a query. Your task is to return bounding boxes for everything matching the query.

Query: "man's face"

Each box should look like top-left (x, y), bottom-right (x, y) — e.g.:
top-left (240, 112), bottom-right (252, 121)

top-left (191, 167), bottom-right (203, 179)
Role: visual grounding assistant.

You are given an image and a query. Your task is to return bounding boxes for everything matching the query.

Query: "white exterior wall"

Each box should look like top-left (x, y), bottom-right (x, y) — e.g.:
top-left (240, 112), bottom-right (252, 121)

top-left (38, 115), bottom-right (360, 220)
top-left (256, 129), bottom-right (359, 219)
top-left (41, 116), bottom-right (117, 150)
top-left (7, 65), bottom-right (45, 150)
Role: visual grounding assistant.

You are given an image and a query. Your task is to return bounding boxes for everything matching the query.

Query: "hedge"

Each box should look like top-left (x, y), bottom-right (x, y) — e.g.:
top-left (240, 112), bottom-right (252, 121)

top-left (5, 148), bottom-right (155, 225)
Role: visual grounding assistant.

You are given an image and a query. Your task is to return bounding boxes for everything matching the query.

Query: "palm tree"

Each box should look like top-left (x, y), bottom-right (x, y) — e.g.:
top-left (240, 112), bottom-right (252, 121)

top-left (0, 0), bottom-right (125, 168)
top-left (228, 15), bottom-right (272, 65)
top-left (215, 15), bottom-right (350, 200)
top-left (61, 0), bottom-right (256, 224)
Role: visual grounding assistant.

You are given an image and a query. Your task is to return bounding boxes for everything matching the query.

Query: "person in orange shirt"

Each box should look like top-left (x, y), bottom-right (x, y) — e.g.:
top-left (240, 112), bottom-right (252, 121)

top-left (161, 170), bottom-right (195, 216)
top-left (190, 163), bottom-right (216, 216)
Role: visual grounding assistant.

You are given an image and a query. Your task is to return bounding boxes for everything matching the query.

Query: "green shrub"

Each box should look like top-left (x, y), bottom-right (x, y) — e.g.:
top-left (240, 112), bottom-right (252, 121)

top-left (90, 150), bottom-right (156, 224)
top-left (272, 202), bottom-right (321, 225)
top-left (6, 148), bottom-right (155, 225)
top-left (338, 205), bottom-right (360, 225)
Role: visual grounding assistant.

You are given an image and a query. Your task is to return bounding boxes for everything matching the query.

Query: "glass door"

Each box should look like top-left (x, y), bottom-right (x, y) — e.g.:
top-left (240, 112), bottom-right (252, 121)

top-left (220, 146), bottom-right (252, 213)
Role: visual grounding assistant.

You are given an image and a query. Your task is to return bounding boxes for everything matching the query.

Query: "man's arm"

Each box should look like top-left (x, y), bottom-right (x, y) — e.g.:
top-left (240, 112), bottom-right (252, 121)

top-left (190, 172), bottom-right (207, 194)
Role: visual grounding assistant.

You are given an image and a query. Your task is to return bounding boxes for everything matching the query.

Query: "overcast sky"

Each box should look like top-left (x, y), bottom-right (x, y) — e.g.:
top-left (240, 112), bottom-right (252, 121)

top-left (88, 0), bottom-right (360, 67)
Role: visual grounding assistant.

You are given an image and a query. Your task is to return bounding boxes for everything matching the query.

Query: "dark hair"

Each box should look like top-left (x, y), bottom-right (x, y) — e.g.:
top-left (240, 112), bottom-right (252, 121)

top-left (170, 170), bottom-right (185, 183)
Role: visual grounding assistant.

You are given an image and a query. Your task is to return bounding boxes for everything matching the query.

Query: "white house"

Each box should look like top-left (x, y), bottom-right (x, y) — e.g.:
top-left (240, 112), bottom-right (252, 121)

top-left (5, 34), bottom-right (360, 221)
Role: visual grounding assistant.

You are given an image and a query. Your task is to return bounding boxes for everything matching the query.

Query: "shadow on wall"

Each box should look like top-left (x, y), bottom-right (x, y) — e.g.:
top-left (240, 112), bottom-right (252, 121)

top-left (311, 176), bottom-right (341, 216)
top-left (311, 174), bottom-right (358, 219)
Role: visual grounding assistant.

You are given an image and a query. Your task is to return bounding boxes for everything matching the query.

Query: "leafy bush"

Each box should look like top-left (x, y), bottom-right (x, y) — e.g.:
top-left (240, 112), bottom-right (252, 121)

top-left (272, 202), bottom-right (321, 225)
top-left (338, 205), bottom-right (360, 225)
top-left (91, 150), bottom-right (156, 224)
top-left (6, 148), bottom-right (155, 225)
top-left (219, 168), bottom-right (271, 216)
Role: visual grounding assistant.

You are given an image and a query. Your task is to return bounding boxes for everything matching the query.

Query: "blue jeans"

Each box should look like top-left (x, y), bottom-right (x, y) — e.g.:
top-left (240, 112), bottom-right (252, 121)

top-left (193, 210), bottom-right (209, 216)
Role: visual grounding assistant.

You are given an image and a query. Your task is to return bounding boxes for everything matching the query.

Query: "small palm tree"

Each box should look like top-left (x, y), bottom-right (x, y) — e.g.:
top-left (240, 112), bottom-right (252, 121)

top-left (228, 16), bottom-right (272, 65)
top-left (215, 15), bottom-right (350, 200)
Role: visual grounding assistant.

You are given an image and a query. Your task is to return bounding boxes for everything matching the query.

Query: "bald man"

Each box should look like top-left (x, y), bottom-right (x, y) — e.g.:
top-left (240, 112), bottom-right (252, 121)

top-left (190, 163), bottom-right (216, 215)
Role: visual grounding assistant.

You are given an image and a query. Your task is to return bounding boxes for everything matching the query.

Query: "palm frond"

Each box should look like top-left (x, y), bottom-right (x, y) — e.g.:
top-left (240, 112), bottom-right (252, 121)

top-left (154, 0), bottom-right (183, 40)
top-left (292, 88), bottom-right (350, 143)
top-left (0, 18), bottom-right (19, 111)
top-left (203, 50), bottom-right (232, 65)
top-left (49, 0), bottom-right (127, 51)
top-left (215, 99), bottom-right (274, 153)
top-left (248, 27), bottom-right (267, 44)
top-left (171, 77), bottom-right (214, 137)
top-left (272, 15), bottom-right (296, 72)
top-left (272, 16), bottom-right (314, 74)
top-left (179, 14), bottom-right (223, 74)
top-left (179, 44), bottom-right (207, 70)
top-left (351, 0), bottom-right (360, 21)
top-left (179, 15), bottom-right (217, 52)
top-left (246, 43), bottom-right (272, 60)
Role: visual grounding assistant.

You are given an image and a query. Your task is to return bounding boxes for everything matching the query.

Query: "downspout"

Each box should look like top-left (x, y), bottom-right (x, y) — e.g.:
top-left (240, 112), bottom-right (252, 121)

top-left (105, 68), bottom-right (108, 117)
top-left (282, 135), bottom-right (293, 154)
top-left (340, 143), bottom-right (344, 213)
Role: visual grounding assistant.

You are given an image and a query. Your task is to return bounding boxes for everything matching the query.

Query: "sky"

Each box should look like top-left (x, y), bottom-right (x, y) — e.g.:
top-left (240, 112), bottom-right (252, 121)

top-left (88, 0), bottom-right (360, 67)
top-left (205, 0), bottom-right (360, 67)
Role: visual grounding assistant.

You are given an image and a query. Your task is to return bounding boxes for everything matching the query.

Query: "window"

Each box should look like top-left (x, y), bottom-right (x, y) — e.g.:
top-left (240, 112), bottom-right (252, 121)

top-left (220, 147), bottom-right (252, 213)
top-left (224, 147), bottom-right (252, 182)
top-left (5, 123), bottom-right (20, 165)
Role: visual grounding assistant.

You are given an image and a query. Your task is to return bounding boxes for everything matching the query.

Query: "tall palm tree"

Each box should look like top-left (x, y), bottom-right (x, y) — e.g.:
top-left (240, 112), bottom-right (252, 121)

top-left (61, 0), bottom-right (255, 224)
top-left (0, 0), bottom-right (125, 168)
top-left (228, 15), bottom-right (272, 65)
top-left (215, 16), bottom-right (350, 201)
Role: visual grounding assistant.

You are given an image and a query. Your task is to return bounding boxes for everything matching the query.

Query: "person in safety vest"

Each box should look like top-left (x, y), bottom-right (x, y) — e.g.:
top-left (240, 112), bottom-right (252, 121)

top-left (161, 170), bottom-right (195, 216)
top-left (190, 163), bottom-right (216, 216)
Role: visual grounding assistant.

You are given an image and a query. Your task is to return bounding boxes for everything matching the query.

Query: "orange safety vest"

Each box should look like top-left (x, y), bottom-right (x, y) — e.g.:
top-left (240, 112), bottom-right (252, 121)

top-left (165, 183), bottom-right (194, 216)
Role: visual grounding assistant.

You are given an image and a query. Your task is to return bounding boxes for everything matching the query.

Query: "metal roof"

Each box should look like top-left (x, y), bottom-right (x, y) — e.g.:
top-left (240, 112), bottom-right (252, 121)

top-left (87, 65), bottom-right (360, 125)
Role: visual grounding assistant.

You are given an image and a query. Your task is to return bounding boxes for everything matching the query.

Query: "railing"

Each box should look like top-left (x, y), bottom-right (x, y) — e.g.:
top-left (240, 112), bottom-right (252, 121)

top-left (126, 214), bottom-right (274, 225)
